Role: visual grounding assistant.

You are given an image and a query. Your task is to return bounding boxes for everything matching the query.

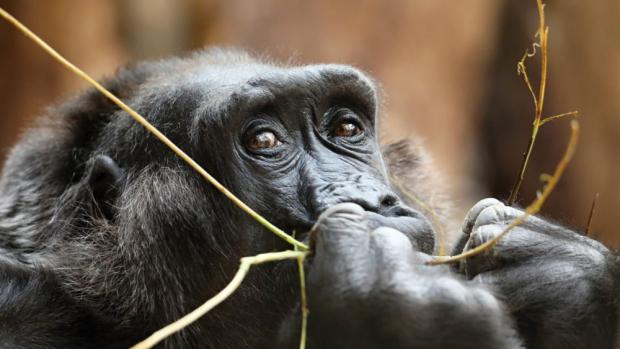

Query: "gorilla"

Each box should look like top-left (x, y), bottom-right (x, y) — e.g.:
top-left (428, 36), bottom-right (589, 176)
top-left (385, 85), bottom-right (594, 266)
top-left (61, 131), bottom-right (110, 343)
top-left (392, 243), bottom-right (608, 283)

top-left (0, 49), bottom-right (617, 349)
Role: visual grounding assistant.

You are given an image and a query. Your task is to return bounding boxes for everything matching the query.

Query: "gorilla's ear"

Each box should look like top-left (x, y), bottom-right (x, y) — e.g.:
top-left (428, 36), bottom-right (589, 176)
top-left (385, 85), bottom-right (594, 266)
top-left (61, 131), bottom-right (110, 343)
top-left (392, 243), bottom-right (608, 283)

top-left (85, 155), bottom-right (125, 220)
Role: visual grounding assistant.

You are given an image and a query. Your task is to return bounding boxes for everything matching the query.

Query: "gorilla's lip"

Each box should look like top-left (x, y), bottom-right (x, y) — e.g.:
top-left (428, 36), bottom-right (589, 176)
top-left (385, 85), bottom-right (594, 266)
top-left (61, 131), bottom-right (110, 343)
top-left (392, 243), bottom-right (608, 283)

top-left (290, 205), bottom-right (435, 254)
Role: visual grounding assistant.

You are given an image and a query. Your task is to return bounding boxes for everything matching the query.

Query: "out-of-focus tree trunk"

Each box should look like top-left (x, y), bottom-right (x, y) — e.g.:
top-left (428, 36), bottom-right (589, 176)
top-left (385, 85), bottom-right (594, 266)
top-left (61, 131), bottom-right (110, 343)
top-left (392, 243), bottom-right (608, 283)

top-left (478, 0), bottom-right (620, 246)
top-left (549, 0), bottom-right (620, 246)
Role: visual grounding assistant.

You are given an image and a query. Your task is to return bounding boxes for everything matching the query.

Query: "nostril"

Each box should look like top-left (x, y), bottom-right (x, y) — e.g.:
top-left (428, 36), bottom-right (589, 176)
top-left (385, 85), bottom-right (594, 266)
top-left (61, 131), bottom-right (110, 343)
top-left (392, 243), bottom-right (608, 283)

top-left (380, 194), bottom-right (398, 208)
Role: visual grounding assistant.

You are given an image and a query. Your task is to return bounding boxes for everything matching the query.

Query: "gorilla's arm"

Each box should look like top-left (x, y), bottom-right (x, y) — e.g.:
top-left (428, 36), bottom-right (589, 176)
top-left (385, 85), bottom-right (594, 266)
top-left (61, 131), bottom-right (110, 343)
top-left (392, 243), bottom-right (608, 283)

top-left (454, 199), bottom-right (619, 348)
top-left (278, 203), bottom-right (522, 349)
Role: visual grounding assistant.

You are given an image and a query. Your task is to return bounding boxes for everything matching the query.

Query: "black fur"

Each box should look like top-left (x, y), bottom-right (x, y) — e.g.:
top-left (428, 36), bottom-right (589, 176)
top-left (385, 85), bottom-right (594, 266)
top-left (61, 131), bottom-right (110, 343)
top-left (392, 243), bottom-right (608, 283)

top-left (0, 50), bottom-right (617, 348)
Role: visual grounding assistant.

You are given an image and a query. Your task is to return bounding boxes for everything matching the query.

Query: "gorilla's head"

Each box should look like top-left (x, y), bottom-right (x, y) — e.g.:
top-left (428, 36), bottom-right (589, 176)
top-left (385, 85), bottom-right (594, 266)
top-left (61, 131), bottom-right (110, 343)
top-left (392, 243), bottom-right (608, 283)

top-left (0, 49), bottom-right (440, 347)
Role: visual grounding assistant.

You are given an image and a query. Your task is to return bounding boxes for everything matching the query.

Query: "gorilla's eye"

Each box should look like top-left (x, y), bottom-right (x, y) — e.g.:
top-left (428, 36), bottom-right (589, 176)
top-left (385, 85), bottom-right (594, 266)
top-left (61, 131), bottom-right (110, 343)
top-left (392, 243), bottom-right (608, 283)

top-left (325, 108), bottom-right (367, 143)
top-left (333, 121), bottom-right (363, 138)
top-left (246, 130), bottom-right (282, 151)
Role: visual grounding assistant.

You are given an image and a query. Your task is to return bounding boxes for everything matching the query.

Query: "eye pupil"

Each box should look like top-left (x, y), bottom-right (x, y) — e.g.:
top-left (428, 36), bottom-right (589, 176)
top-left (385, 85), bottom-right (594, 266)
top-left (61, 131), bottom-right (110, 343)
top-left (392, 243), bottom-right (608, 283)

top-left (248, 131), bottom-right (280, 150)
top-left (335, 122), bottom-right (362, 137)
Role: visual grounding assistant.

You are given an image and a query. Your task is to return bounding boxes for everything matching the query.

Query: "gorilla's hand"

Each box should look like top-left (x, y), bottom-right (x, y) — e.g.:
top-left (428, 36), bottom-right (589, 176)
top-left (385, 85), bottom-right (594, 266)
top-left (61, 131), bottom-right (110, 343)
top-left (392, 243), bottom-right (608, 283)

top-left (298, 203), bottom-right (521, 349)
top-left (454, 198), bottom-right (618, 348)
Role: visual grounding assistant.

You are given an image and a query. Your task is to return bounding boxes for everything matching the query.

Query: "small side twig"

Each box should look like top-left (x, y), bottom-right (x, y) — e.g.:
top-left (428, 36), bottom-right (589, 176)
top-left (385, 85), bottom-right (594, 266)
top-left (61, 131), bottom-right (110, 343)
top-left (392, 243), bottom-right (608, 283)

top-left (540, 111), bottom-right (579, 126)
top-left (585, 193), bottom-right (599, 236)
top-left (130, 250), bottom-right (308, 349)
top-left (430, 120), bottom-right (579, 265)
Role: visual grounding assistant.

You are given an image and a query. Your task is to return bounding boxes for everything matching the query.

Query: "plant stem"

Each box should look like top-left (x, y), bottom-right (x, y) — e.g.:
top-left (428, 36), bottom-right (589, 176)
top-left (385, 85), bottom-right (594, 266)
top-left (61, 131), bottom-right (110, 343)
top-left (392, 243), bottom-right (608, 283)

top-left (297, 256), bottom-right (309, 349)
top-left (507, 0), bottom-right (548, 206)
top-left (430, 120), bottom-right (579, 265)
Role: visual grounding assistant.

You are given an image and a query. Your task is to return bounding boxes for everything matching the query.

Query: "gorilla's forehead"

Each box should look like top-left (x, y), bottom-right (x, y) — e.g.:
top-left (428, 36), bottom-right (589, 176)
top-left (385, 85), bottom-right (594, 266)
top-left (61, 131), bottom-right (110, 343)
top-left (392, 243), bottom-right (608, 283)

top-left (138, 57), bottom-right (378, 128)
top-left (169, 61), bottom-right (376, 98)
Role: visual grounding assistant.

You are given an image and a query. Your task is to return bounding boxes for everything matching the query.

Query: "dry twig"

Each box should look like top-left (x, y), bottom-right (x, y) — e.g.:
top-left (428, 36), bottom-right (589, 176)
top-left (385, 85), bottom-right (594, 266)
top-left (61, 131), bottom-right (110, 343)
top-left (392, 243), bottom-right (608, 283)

top-left (430, 120), bottom-right (580, 265)
top-left (507, 0), bottom-right (579, 205)
top-left (585, 193), bottom-right (599, 236)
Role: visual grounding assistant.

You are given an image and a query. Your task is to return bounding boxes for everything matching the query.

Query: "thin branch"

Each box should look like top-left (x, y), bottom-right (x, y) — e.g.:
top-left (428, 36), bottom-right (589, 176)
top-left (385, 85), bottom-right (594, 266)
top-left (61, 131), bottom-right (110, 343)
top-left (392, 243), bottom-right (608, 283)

top-left (297, 256), bottom-right (309, 349)
top-left (507, 0), bottom-right (549, 205)
top-left (540, 110), bottom-right (579, 126)
top-left (131, 250), bottom-right (308, 349)
top-left (585, 193), bottom-right (599, 236)
top-left (507, 126), bottom-right (540, 205)
top-left (430, 120), bottom-right (579, 265)
top-left (0, 7), bottom-right (308, 251)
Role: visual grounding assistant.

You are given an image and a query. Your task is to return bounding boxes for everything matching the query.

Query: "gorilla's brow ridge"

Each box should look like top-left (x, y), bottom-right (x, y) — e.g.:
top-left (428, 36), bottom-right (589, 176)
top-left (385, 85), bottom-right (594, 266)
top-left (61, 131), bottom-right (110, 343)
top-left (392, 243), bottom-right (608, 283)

top-left (190, 66), bottom-right (378, 144)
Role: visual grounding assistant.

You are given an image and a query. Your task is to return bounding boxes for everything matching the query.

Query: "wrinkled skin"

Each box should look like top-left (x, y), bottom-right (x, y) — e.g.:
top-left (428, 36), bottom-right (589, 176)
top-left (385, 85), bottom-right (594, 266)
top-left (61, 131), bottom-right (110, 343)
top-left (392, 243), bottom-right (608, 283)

top-left (0, 50), bottom-right (617, 348)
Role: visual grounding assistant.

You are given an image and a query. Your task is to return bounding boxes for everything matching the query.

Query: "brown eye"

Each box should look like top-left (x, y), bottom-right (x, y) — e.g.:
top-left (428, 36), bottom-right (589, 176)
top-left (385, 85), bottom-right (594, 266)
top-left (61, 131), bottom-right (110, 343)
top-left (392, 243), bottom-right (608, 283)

top-left (247, 131), bottom-right (281, 150)
top-left (334, 122), bottom-right (363, 138)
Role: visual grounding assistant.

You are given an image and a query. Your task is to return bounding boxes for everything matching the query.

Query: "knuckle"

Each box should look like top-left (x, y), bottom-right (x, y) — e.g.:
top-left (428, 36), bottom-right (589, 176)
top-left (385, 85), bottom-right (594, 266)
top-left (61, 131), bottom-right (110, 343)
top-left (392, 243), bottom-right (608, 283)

top-left (474, 198), bottom-right (503, 210)
top-left (312, 203), bottom-right (369, 244)
top-left (469, 225), bottom-right (502, 247)
top-left (469, 198), bottom-right (503, 217)
top-left (317, 202), bottom-right (366, 224)
top-left (370, 227), bottom-right (414, 251)
top-left (474, 204), bottom-right (505, 227)
top-left (463, 198), bottom-right (503, 233)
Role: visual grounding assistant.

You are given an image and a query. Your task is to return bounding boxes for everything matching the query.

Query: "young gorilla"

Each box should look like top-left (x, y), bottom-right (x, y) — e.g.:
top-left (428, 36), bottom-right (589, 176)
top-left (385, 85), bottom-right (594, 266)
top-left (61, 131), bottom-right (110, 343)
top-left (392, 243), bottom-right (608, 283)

top-left (0, 50), bottom-right (617, 348)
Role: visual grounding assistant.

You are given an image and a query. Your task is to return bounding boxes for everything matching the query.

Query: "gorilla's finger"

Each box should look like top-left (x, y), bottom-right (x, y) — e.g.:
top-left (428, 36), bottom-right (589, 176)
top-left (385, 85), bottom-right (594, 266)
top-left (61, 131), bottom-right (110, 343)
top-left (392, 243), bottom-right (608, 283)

top-left (370, 227), bottom-right (433, 288)
top-left (311, 202), bottom-right (370, 255)
top-left (461, 198), bottom-right (503, 235)
top-left (309, 203), bottom-right (374, 292)
top-left (461, 224), bottom-right (562, 277)
top-left (369, 227), bottom-right (417, 271)
top-left (451, 198), bottom-right (502, 257)
top-left (472, 203), bottom-right (547, 232)
top-left (460, 224), bottom-right (505, 277)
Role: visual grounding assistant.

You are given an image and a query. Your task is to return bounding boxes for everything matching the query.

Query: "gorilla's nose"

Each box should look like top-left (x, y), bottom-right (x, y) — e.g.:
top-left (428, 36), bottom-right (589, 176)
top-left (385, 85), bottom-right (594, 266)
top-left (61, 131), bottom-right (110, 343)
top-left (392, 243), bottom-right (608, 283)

top-left (312, 185), bottom-right (403, 218)
top-left (358, 192), bottom-right (400, 216)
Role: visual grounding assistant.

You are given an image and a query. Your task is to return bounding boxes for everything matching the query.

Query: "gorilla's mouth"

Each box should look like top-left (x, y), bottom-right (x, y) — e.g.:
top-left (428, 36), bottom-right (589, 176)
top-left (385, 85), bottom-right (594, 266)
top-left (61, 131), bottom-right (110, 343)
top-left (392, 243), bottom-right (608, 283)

top-left (291, 204), bottom-right (435, 254)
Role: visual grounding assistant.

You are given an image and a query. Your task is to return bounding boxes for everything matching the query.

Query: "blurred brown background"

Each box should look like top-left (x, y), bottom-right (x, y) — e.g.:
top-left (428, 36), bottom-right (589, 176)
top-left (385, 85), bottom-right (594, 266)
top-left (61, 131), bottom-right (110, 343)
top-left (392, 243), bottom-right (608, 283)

top-left (1, 1), bottom-right (619, 246)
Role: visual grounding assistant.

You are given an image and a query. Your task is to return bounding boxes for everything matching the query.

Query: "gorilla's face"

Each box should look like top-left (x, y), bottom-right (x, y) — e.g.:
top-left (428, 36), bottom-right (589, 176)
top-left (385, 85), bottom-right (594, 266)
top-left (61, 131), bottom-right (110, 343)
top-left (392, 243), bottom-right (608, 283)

top-left (175, 64), bottom-right (435, 253)
top-left (98, 59), bottom-right (435, 257)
